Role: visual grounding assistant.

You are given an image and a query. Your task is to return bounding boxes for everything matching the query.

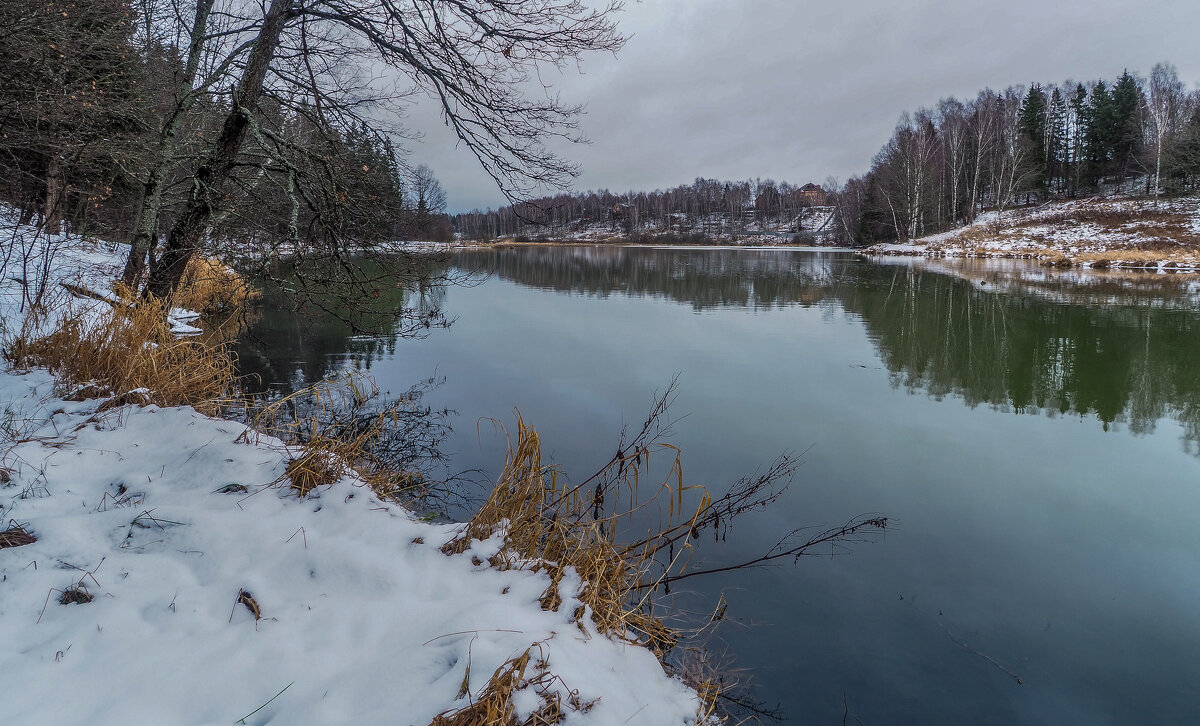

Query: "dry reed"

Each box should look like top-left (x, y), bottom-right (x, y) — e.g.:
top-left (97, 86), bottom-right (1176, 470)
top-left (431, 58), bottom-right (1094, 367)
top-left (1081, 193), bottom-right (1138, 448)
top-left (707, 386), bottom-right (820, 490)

top-left (6, 297), bottom-right (235, 416)
top-left (171, 256), bottom-right (257, 314)
top-left (244, 375), bottom-right (433, 500)
top-left (428, 643), bottom-right (597, 726)
top-left (0, 523), bottom-right (37, 549)
top-left (441, 415), bottom-right (710, 657)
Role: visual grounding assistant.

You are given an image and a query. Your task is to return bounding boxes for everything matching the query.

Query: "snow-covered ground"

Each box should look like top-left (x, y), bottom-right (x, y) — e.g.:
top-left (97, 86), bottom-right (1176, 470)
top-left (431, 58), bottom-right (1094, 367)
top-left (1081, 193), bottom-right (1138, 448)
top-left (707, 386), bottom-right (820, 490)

top-left (864, 195), bottom-right (1200, 271)
top-left (0, 222), bottom-right (713, 725)
top-left (0, 216), bottom-right (202, 335)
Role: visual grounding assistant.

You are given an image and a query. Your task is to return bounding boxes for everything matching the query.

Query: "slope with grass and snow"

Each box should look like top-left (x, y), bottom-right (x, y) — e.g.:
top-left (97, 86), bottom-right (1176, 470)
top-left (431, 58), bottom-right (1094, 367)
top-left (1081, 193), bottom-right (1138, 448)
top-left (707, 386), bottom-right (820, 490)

top-left (865, 195), bottom-right (1200, 270)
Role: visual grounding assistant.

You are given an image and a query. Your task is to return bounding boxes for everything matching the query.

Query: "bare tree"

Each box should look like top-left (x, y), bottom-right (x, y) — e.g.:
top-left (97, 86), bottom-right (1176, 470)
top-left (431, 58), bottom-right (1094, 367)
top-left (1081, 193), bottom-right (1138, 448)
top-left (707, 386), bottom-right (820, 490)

top-left (144, 0), bottom-right (624, 298)
top-left (1147, 62), bottom-right (1187, 202)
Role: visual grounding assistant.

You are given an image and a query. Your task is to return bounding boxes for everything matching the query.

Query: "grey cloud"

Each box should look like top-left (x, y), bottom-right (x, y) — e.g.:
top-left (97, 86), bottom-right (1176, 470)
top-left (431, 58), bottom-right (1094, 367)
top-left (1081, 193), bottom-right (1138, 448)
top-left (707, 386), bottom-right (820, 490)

top-left (402, 0), bottom-right (1200, 211)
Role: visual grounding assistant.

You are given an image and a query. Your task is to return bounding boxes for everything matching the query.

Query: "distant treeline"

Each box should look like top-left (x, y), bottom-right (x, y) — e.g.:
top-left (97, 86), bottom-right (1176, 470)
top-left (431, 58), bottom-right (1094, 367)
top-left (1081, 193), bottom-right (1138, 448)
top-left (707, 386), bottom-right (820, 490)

top-left (458, 63), bottom-right (1200, 248)
top-left (452, 178), bottom-right (833, 241)
top-left (837, 64), bottom-right (1200, 245)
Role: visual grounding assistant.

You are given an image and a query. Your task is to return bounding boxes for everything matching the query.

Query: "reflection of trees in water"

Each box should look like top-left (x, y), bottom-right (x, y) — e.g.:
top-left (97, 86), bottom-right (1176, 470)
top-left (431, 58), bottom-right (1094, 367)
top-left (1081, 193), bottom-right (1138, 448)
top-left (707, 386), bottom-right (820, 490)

top-left (237, 257), bottom-right (448, 390)
top-left (453, 246), bottom-right (843, 310)
top-left (834, 264), bottom-right (1200, 451)
top-left (467, 246), bottom-right (1200, 451)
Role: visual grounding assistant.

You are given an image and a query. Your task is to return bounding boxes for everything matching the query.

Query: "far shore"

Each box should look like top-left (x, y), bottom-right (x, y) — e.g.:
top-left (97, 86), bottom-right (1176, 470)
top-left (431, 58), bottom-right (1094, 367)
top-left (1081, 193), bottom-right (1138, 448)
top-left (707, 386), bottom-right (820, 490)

top-left (859, 195), bottom-right (1200, 272)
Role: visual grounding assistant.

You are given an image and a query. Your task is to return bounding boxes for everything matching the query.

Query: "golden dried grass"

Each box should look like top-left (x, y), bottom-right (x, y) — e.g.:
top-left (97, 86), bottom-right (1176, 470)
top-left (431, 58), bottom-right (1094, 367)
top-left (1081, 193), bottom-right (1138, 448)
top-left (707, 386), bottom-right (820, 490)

top-left (442, 415), bottom-right (709, 658)
top-left (428, 644), bottom-right (586, 726)
top-left (171, 256), bottom-right (257, 314)
top-left (6, 297), bottom-right (235, 416)
top-left (245, 375), bottom-right (426, 499)
top-left (0, 523), bottom-right (37, 549)
top-left (1074, 249), bottom-right (1200, 267)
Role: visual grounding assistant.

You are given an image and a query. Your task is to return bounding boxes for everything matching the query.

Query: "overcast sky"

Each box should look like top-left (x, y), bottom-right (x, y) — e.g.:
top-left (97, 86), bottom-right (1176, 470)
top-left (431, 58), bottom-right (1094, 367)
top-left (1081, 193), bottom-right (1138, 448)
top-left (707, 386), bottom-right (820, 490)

top-left (402, 0), bottom-right (1200, 212)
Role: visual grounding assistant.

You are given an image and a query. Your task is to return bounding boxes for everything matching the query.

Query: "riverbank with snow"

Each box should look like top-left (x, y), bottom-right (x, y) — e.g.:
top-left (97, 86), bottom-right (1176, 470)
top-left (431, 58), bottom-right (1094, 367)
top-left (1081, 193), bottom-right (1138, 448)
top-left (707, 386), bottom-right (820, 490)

top-left (863, 195), bottom-right (1200, 271)
top-left (0, 221), bottom-right (715, 725)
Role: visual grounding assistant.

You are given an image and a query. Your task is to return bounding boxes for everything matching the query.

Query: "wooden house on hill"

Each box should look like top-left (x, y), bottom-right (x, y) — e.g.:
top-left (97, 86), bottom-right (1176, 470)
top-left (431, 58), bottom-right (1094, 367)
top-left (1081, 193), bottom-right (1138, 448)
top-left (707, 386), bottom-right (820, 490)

top-left (799, 183), bottom-right (827, 206)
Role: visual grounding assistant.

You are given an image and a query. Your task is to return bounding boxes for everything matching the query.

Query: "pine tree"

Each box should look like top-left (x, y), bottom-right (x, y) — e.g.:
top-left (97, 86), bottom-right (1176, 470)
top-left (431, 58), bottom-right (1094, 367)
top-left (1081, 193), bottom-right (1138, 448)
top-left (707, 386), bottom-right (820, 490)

top-left (1110, 70), bottom-right (1144, 179)
top-left (1048, 89), bottom-right (1068, 193)
top-left (1084, 81), bottom-right (1112, 186)
top-left (1018, 83), bottom-right (1048, 196)
top-left (1068, 83), bottom-right (1090, 195)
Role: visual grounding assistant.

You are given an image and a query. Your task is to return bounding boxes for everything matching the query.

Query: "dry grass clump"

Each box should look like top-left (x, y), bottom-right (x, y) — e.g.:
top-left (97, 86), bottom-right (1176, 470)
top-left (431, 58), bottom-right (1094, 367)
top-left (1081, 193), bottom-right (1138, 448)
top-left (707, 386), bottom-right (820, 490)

top-left (245, 375), bottom-right (436, 500)
top-left (171, 256), bottom-right (257, 314)
top-left (284, 450), bottom-right (347, 497)
top-left (1075, 249), bottom-right (1200, 268)
top-left (5, 297), bottom-right (235, 416)
top-left (428, 644), bottom-right (592, 726)
top-left (58, 583), bottom-right (93, 605)
top-left (0, 523), bottom-right (37, 549)
top-left (439, 400), bottom-right (886, 726)
top-left (441, 415), bottom-right (706, 656)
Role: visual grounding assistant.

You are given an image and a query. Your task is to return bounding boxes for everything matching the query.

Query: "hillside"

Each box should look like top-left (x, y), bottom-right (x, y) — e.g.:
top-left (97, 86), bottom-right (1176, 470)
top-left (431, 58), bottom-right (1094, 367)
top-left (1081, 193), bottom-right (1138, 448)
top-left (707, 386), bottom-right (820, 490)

top-left (463, 205), bottom-right (838, 246)
top-left (864, 195), bottom-right (1200, 270)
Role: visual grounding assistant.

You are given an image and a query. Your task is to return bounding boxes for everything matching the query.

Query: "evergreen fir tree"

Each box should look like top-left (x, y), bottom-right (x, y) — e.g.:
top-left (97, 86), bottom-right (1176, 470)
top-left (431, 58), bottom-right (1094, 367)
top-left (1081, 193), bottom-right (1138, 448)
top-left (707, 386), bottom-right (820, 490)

top-left (1110, 70), bottom-right (1144, 179)
top-left (1048, 88), bottom-right (1068, 193)
top-left (1069, 83), bottom-right (1090, 195)
top-left (1019, 83), bottom-right (1048, 195)
top-left (1084, 81), bottom-right (1112, 186)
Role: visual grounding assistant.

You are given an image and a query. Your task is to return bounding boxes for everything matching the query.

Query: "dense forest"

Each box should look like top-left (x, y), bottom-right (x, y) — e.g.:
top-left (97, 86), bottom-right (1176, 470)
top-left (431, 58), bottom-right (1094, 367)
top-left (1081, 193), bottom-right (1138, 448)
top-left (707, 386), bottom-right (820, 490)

top-left (0, 0), bottom-right (456, 249)
top-left (457, 64), bottom-right (1200, 247)
top-left (839, 64), bottom-right (1200, 246)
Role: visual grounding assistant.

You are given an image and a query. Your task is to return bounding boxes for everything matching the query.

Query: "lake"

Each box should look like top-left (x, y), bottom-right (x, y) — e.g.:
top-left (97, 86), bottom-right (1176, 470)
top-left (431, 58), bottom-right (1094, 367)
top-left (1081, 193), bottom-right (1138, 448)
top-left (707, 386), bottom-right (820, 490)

top-left (238, 245), bottom-right (1200, 725)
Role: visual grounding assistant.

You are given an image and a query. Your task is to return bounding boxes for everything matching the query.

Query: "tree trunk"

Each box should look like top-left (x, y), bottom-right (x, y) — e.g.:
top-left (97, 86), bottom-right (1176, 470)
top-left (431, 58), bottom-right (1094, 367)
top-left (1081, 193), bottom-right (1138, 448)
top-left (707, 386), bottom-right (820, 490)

top-left (123, 0), bottom-right (216, 287)
top-left (1154, 133), bottom-right (1163, 205)
top-left (145, 0), bottom-right (292, 300)
top-left (44, 155), bottom-right (64, 235)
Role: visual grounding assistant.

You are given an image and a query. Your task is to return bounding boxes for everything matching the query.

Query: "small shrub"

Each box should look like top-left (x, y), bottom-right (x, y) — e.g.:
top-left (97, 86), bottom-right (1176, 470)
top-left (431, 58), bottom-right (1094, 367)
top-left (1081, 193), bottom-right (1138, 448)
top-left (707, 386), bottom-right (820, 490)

top-left (441, 416), bottom-right (688, 655)
top-left (245, 374), bottom-right (449, 502)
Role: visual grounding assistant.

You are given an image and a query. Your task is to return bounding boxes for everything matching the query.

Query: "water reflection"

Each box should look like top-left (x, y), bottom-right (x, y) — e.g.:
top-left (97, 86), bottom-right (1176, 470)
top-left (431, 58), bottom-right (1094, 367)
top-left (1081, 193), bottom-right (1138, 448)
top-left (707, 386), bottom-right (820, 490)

top-left (236, 258), bottom-right (447, 390)
top-left (842, 260), bottom-right (1200, 449)
top-left (456, 246), bottom-right (1200, 452)
top-left (237, 246), bottom-right (1200, 448)
top-left (233, 245), bottom-right (1200, 723)
top-left (452, 246), bottom-right (843, 309)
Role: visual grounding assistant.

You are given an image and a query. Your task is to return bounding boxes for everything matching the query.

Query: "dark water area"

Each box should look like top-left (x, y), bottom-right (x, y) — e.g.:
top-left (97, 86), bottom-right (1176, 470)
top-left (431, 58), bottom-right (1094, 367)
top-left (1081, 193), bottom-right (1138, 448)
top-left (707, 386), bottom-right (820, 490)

top-left (238, 246), bottom-right (1200, 725)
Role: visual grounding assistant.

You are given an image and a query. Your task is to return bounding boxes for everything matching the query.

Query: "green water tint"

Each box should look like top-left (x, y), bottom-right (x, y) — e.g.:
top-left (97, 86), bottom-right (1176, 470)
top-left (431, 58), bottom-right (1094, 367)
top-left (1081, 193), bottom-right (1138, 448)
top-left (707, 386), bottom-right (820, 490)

top-left (453, 247), bottom-right (1200, 452)
top-left (239, 246), bottom-right (1200, 724)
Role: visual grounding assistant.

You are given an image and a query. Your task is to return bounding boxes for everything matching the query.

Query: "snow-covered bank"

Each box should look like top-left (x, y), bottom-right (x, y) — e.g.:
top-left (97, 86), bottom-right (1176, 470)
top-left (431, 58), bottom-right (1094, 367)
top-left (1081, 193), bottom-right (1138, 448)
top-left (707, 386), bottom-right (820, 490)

top-left (0, 372), bottom-right (707, 724)
top-left (0, 222), bottom-right (714, 725)
top-left (863, 195), bottom-right (1200, 271)
top-left (0, 218), bottom-right (202, 335)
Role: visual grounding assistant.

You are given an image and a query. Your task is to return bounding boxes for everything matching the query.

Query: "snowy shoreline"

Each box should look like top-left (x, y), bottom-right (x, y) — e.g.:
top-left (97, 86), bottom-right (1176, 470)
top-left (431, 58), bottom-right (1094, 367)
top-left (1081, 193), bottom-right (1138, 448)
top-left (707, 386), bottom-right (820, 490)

top-left (0, 226), bottom-right (714, 725)
top-left (861, 195), bottom-right (1200, 272)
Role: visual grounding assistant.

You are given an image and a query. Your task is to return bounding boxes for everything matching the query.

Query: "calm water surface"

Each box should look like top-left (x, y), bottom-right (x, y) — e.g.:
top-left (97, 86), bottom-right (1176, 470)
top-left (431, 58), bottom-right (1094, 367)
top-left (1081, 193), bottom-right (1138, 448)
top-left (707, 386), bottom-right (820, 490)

top-left (240, 246), bottom-right (1200, 725)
